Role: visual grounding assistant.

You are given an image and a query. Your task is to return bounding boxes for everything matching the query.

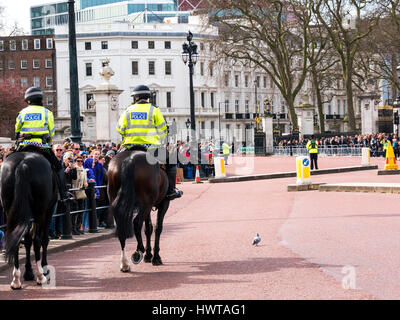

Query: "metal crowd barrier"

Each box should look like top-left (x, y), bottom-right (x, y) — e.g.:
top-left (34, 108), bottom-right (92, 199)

top-left (273, 144), bottom-right (365, 157)
top-left (0, 181), bottom-right (110, 240)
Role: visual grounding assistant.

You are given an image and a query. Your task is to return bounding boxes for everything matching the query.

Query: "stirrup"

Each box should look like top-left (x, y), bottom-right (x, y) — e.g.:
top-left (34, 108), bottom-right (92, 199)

top-left (166, 189), bottom-right (183, 200)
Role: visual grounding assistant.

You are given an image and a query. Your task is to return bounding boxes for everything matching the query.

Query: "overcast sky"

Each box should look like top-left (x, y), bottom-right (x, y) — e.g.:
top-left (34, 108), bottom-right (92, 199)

top-left (1, 0), bottom-right (56, 34)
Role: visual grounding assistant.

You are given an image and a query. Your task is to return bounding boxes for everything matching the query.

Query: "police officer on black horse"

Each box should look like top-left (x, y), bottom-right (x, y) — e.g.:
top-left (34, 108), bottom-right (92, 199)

top-left (117, 84), bottom-right (183, 200)
top-left (15, 86), bottom-right (69, 201)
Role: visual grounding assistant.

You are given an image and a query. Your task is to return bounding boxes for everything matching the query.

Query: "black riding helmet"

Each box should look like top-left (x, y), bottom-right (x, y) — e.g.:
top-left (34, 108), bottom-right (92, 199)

top-left (24, 87), bottom-right (43, 102)
top-left (131, 84), bottom-right (151, 101)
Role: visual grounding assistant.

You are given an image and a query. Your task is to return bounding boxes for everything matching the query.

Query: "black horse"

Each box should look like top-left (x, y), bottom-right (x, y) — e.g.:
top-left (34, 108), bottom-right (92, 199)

top-left (107, 146), bottom-right (170, 272)
top-left (0, 145), bottom-right (57, 289)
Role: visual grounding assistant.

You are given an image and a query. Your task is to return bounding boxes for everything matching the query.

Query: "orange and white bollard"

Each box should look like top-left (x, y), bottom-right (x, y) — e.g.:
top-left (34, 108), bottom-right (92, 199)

top-left (193, 165), bottom-right (203, 184)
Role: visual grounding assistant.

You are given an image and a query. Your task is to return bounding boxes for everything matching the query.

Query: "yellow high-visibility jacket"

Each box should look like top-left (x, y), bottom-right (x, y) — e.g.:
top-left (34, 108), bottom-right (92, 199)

top-left (222, 143), bottom-right (231, 155)
top-left (117, 102), bottom-right (167, 147)
top-left (15, 105), bottom-right (55, 147)
top-left (306, 139), bottom-right (318, 154)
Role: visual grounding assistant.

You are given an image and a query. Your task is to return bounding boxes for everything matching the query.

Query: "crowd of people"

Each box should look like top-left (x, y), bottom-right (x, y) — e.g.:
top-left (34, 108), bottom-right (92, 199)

top-left (276, 133), bottom-right (400, 157)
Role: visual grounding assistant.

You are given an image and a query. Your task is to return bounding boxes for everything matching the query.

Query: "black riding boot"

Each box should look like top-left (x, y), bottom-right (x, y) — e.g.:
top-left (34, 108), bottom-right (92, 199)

top-left (165, 165), bottom-right (183, 200)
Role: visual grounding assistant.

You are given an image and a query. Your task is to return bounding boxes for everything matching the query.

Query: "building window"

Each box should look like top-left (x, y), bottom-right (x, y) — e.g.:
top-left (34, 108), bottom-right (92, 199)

top-left (47, 96), bottom-right (54, 107)
top-left (166, 92), bottom-right (172, 108)
top-left (33, 60), bottom-right (39, 69)
top-left (85, 42), bottom-right (91, 50)
top-left (263, 76), bottom-right (267, 88)
top-left (131, 41), bottom-right (138, 49)
top-left (148, 41), bottom-right (155, 49)
top-left (235, 100), bottom-right (240, 112)
top-left (200, 62), bottom-right (204, 76)
top-left (224, 73), bottom-right (229, 87)
top-left (165, 61), bottom-right (171, 75)
top-left (46, 77), bottom-right (53, 87)
top-left (10, 40), bottom-right (16, 51)
top-left (149, 61), bottom-right (155, 75)
top-left (34, 39), bottom-right (41, 50)
top-left (245, 100), bottom-right (249, 113)
top-left (256, 76), bottom-right (260, 88)
top-left (225, 100), bottom-right (230, 112)
top-left (101, 41), bottom-right (108, 49)
top-left (85, 63), bottom-right (92, 76)
top-left (0, 41), bottom-right (3, 51)
top-left (200, 43), bottom-right (204, 51)
top-left (45, 59), bottom-right (53, 68)
top-left (21, 77), bottom-right (28, 87)
top-left (9, 60), bottom-right (15, 70)
top-left (21, 60), bottom-right (27, 69)
top-left (211, 121), bottom-right (215, 137)
top-left (33, 77), bottom-right (40, 87)
top-left (46, 38), bottom-right (53, 49)
top-left (22, 39), bottom-right (28, 50)
top-left (132, 61), bottom-right (138, 75)
top-left (343, 100), bottom-right (346, 115)
top-left (245, 75), bottom-right (249, 87)
top-left (211, 92), bottom-right (215, 108)
top-left (164, 41), bottom-right (171, 49)
top-left (337, 99), bottom-right (341, 115)
top-left (235, 75), bottom-right (239, 87)
top-left (209, 63), bottom-right (213, 77)
top-left (201, 92), bottom-right (205, 108)
top-left (0, 61), bottom-right (3, 70)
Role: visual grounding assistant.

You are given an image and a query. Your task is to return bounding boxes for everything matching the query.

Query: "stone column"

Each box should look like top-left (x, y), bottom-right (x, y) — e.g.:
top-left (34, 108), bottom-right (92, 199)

top-left (90, 58), bottom-right (124, 144)
top-left (295, 93), bottom-right (316, 138)
top-left (359, 91), bottom-right (380, 134)
top-left (262, 116), bottom-right (273, 153)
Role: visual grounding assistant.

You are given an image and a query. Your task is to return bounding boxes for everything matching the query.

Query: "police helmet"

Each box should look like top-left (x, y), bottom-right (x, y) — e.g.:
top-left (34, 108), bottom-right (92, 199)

top-left (24, 87), bottom-right (43, 102)
top-left (131, 85), bottom-right (151, 101)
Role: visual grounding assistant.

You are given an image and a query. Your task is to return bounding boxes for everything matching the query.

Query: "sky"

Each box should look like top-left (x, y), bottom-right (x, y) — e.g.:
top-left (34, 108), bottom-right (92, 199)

top-left (0, 0), bottom-right (56, 35)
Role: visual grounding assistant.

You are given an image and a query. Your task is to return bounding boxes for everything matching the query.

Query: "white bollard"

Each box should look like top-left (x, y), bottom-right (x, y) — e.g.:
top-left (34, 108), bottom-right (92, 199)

top-left (214, 156), bottom-right (226, 178)
top-left (361, 148), bottom-right (370, 166)
top-left (296, 156), bottom-right (311, 185)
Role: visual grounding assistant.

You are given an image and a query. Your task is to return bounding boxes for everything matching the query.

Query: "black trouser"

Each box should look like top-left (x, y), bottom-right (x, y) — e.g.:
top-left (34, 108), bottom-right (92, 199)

top-left (310, 153), bottom-right (318, 170)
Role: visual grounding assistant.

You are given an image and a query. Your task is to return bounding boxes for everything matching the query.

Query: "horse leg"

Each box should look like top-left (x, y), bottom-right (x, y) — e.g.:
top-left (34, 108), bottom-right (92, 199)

top-left (119, 236), bottom-right (130, 272)
top-left (10, 249), bottom-right (22, 290)
top-left (132, 207), bottom-right (151, 265)
top-left (152, 200), bottom-right (169, 266)
top-left (23, 231), bottom-right (35, 281)
top-left (144, 215), bottom-right (153, 263)
top-left (33, 234), bottom-right (46, 285)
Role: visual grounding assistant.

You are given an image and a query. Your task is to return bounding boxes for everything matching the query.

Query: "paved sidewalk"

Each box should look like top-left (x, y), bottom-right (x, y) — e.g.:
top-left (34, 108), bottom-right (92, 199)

top-left (0, 228), bottom-right (115, 273)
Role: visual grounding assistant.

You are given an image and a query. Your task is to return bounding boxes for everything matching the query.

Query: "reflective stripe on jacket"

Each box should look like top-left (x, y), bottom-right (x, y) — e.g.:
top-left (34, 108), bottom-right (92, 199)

top-left (15, 105), bottom-right (55, 146)
top-left (116, 102), bottom-right (167, 146)
top-left (306, 140), bottom-right (318, 154)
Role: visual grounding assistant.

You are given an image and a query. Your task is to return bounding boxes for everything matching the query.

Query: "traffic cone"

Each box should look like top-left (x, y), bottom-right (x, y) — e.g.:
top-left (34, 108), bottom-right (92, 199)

top-left (176, 174), bottom-right (181, 184)
top-left (384, 141), bottom-right (398, 170)
top-left (193, 165), bottom-right (203, 184)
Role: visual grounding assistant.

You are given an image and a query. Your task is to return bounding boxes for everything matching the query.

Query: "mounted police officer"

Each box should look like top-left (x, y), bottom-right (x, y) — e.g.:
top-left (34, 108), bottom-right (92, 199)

top-left (15, 86), bottom-right (69, 201)
top-left (116, 84), bottom-right (183, 200)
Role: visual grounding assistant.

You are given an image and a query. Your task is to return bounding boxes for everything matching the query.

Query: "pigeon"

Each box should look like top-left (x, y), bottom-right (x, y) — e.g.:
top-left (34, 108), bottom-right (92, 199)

top-left (252, 233), bottom-right (261, 246)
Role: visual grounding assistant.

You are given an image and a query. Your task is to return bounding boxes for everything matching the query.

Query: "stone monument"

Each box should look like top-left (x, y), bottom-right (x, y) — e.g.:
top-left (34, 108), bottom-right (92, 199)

top-left (261, 98), bottom-right (274, 154)
top-left (295, 93), bottom-right (315, 137)
top-left (90, 58), bottom-right (124, 144)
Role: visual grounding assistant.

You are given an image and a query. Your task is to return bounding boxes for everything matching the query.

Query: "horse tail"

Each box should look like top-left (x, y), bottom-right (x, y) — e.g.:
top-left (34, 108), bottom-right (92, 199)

top-left (4, 162), bottom-right (32, 264)
top-left (113, 155), bottom-right (140, 240)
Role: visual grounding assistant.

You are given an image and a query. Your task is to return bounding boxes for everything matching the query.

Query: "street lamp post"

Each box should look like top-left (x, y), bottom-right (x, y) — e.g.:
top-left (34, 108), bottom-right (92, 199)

top-left (68, 0), bottom-right (81, 144)
top-left (254, 80), bottom-right (258, 131)
top-left (394, 65), bottom-right (400, 136)
top-left (182, 31), bottom-right (199, 147)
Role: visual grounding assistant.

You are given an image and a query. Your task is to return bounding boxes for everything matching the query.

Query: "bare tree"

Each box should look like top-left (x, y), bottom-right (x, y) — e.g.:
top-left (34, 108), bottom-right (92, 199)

top-left (206, 0), bottom-right (316, 131)
top-left (311, 0), bottom-right (381, 131)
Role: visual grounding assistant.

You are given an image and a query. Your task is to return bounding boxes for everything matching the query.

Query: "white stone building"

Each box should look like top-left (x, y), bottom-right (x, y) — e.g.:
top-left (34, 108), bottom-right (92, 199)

top-left (54, 16), bottom-right (290, 145)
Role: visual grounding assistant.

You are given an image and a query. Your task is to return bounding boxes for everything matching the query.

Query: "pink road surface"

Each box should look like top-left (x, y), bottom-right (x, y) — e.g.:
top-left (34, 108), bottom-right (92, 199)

top-left (0, 156), bottom-right (397, 299)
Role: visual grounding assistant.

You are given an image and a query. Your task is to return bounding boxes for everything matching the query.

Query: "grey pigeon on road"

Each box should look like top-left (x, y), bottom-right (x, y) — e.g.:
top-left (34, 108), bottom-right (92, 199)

top-left (253, 233), bottom-right (261, 246)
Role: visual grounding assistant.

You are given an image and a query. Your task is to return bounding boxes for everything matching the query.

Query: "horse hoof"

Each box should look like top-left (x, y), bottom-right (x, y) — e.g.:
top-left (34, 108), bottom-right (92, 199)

top-left (144, 254), bottom-right (153, 263)
top-left (131, 251), bottom-right (143, 265)
top-left (120, 265), bottom-right (130, 273)
top-left (10, 285), bottom-right (22, 290)
top-left (152, 258), bottom-right (163, 266)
